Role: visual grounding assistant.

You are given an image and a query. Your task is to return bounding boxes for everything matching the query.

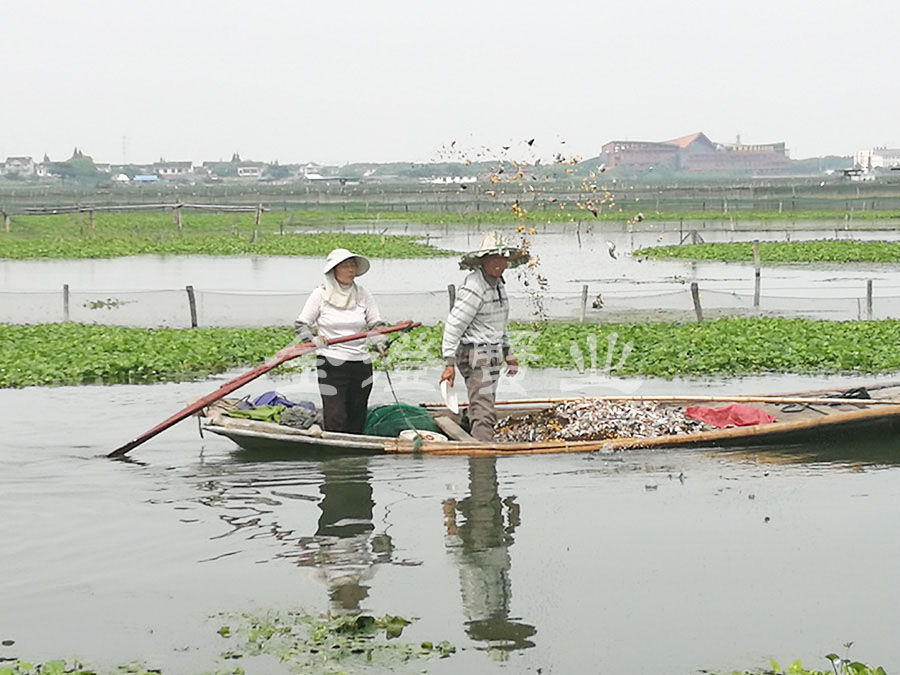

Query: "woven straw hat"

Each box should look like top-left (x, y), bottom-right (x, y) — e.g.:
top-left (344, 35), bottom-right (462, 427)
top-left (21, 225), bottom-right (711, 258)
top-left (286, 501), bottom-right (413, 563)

top-left (458, 232), bottom-right (530, 271)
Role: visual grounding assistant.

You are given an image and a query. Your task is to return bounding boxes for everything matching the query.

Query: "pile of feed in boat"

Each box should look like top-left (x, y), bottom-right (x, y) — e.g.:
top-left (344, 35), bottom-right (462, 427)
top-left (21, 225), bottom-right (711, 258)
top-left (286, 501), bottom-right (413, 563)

top-left (494, 399), bottom-right (710, 442)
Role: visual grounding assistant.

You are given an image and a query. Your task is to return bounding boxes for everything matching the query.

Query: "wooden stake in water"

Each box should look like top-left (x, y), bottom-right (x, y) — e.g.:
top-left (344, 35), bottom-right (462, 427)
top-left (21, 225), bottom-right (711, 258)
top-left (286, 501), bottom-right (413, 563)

top-left (185, 285), bottom-right (198, 328)
top-left (753, 240), bottom-right (761, 308)
top-left (867, 279), bottom-right (873, 320)
top-left (690, 282), bottom-right (703, 322)
top-left (579, 284), bottom-right (588, 324)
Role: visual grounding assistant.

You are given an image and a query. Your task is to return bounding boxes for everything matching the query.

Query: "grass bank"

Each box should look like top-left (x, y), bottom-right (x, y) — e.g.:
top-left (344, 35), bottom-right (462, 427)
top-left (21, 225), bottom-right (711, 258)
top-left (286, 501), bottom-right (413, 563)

top-left (3, 318), bottom-right (900, 388)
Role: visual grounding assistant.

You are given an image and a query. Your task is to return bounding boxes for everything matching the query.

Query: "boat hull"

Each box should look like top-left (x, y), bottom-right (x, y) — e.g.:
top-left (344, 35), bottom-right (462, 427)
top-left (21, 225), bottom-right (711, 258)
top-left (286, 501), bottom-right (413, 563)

top-left (201, 385), bottom-right (900, 457)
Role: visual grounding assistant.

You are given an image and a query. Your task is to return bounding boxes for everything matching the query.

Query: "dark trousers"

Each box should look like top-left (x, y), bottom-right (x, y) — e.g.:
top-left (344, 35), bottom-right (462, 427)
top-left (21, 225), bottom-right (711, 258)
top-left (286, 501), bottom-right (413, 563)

top-left (316, 356), bottom-right (374, 434)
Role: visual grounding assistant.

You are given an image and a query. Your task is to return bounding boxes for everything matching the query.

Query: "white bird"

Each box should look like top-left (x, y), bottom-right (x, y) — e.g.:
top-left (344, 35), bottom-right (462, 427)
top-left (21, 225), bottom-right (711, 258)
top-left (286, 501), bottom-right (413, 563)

top-left (606, 241), bottom-right (617, 259)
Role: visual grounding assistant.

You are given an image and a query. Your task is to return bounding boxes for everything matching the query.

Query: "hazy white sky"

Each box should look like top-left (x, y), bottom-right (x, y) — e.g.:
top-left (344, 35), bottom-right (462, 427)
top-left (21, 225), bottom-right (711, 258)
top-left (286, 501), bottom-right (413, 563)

top-left (2, 0), bottom-right (897, 165)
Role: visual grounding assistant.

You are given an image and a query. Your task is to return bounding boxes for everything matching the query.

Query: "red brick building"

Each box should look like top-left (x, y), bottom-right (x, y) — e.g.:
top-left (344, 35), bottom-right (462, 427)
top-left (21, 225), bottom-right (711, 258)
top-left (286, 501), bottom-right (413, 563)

top-left (600, 132), bottom-right (789, 172)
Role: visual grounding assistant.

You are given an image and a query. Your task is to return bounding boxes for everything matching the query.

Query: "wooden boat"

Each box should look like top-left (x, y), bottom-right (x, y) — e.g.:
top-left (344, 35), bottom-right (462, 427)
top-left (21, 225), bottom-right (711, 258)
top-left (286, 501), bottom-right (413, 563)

top-left (199, 383), bottom-right (900, 457)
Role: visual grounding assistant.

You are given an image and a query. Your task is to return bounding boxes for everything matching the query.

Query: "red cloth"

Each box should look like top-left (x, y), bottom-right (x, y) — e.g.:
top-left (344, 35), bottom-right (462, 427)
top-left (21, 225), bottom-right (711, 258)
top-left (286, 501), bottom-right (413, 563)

top-left (684, 404), bottom-right (776, 428)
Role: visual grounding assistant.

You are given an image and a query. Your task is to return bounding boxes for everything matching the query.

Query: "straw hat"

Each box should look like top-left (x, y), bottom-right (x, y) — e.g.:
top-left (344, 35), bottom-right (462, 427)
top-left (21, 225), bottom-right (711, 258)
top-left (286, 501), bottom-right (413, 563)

top-left (458, 232), bottom-right (530, 271)
top-left (323, 248), bottom-right (371, 276)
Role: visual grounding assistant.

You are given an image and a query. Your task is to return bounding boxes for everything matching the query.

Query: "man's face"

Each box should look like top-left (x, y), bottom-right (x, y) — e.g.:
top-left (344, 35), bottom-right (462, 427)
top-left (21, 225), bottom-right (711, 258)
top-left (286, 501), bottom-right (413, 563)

top-left (481, 254), bottom-right (509, 278)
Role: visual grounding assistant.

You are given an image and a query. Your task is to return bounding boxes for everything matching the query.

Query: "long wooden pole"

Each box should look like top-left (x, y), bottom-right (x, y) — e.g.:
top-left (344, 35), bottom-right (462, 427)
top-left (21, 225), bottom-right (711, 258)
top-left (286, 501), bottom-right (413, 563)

top-left (419, 394), bottom-right (900, 411)
top-left (486, 394), bottom-right (900, 407)
top-left (109, 320), bottom-right (419, 458)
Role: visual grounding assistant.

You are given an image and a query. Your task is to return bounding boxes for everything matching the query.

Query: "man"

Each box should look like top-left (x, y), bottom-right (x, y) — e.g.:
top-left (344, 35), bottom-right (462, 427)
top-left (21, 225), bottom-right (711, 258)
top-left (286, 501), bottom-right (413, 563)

top-left (439, 233), bottom-right (530, 441)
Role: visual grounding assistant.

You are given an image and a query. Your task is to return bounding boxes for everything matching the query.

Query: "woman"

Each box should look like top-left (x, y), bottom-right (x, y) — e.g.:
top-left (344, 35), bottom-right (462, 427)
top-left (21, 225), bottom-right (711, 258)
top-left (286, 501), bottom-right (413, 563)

top-left (294, 248), bottom-right (387, 433)
top-left (439, 233), bottom-right (530, 441)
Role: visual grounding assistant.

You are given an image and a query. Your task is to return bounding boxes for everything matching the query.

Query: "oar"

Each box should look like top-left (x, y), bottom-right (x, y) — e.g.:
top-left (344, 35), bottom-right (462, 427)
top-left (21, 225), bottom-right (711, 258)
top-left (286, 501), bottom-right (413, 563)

top-left (109, 320), bottom-right (420, 458)
top-left (489, 394), bottom-right (900, 407)
top-left (422, 394), bottom-right (900, 410)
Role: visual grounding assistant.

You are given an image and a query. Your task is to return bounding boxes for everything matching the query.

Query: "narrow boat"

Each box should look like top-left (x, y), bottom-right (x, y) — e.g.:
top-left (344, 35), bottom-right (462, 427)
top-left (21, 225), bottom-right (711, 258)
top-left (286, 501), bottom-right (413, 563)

top-left (199, 383), bottom-right (900, 456)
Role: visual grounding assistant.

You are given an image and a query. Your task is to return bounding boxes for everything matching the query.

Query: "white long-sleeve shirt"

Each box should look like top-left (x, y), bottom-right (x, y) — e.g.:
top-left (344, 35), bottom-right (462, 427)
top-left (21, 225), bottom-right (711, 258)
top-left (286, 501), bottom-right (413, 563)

top-left (294, 285), bottom-right (383, 361)
top-left (441, 269), bottom-right (510, 364)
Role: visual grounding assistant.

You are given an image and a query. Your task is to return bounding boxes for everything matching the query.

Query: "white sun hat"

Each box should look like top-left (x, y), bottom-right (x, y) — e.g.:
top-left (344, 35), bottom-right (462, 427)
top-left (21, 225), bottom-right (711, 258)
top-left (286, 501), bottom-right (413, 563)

top-left (323, 248), bottom-right (371, 276)
top-left (459, 232), bottom-right (530, 271)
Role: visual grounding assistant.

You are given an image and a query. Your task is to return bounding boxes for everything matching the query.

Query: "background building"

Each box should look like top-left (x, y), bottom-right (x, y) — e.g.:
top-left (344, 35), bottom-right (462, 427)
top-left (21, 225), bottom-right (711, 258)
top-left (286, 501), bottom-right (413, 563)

top-left (600, 132), bottom-right (790, 172)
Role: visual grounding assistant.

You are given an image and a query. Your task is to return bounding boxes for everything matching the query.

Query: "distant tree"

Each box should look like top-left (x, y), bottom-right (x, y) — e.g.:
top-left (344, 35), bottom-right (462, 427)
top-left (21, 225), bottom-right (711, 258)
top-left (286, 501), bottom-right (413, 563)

top-left (43, 153), bottom-right (51, 164)
top-left (264, 162), bottom-right (292, 179)
top-left (50, 152), bottom-right (102, 182)
top-left (231, 152), bottom-right (242, 163)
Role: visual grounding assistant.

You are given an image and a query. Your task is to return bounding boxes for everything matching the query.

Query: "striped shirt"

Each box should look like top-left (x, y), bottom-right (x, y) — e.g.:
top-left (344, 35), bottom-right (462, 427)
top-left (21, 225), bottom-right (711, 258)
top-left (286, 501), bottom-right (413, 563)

top-left (441, 269), bottom-right (510, 364)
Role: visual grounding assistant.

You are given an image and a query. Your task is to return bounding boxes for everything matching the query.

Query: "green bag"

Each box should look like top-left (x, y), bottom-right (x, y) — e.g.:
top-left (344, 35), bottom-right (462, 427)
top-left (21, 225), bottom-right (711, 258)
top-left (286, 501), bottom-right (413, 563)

top-left (363, 403), bottom-right (439, 437)
top-left (223, 404), bottom-right (286, 423)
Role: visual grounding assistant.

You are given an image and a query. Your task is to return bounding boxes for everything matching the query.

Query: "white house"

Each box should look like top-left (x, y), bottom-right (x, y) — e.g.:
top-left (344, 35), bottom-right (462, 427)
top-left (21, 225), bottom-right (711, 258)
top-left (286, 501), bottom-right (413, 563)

top-left (153, 161), bottom-right (193, 178)
top-left (3, 156), bottom-right (36, 177)
top-left (854, 147), bottom-right (900, 169)
top-left (237, 165), bottom-right (262, 178)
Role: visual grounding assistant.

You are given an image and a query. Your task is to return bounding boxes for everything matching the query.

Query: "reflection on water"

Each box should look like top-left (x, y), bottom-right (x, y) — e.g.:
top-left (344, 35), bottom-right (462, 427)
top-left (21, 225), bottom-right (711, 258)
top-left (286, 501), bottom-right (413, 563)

top-left (714, 418), bottom-right (900, 468)
top-left (195, 456), bottom-right (395, 614)
top-left (443, 457), bottom-right (536, 656)
top-left (192, 453), bottom-right (539, 654)
top-left (307, 458), bottom-right (393, 612)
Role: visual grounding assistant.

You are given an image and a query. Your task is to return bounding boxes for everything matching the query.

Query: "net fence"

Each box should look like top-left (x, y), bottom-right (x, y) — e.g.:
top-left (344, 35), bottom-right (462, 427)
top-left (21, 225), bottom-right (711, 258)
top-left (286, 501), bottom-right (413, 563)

top-left (2, 282), bottom-right (899, 327)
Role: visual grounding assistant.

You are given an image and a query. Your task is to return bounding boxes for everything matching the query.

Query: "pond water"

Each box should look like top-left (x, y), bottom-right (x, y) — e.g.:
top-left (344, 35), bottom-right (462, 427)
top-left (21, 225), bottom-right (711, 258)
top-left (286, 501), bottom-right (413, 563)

top-left (3, 221), bottom-right (900, 294)
top-left (3, 221), bottom-right (900, 325)
top-left (3, 370), bottom-right (900, 674)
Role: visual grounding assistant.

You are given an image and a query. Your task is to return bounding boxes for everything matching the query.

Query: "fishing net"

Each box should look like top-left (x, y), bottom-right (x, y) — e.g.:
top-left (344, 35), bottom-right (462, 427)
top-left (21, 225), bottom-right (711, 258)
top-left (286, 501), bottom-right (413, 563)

top-left (363, 403), bottom-right (440, 437)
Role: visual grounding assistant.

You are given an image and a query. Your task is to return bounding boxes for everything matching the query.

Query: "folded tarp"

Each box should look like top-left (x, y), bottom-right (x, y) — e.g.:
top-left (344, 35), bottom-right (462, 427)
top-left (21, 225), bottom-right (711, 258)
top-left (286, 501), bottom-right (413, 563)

top-left (684, 404), bottom-right (776, 428)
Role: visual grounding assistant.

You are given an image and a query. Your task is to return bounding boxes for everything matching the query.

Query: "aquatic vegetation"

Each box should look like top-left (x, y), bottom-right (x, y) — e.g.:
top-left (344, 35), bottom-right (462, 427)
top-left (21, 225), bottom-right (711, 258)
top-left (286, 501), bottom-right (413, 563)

top-left (635, 240), bottom-right (900, 263)
top-left (3, 318), bottom-right (900, 389)
top-left (716, 647), bottom-right (887, 675)
top-left (527, 318), bottom-right (900, 376)
top-left (0, 212), bottom-right (452, 259)
top-left (213, 611), bottom-right (454, 673)
top-left (0, 660), bottom-right (157, 674)
top-left (0, 323), bottom-right (293, 388)
top-left (0, 612), bottom-right (454, 674)
top-left (0, 232), bottom-right (450, 260)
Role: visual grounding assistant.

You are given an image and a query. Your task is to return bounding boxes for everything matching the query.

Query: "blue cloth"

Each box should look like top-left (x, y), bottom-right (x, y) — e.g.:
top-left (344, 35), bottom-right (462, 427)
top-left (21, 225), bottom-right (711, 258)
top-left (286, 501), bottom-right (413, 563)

top-left (235, 391), bottom-right (317, 411)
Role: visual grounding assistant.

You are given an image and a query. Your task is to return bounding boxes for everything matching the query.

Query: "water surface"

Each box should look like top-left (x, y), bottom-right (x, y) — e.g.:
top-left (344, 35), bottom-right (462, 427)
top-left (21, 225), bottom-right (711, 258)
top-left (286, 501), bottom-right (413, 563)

top-left (2, 371), bottom-right (899, 674)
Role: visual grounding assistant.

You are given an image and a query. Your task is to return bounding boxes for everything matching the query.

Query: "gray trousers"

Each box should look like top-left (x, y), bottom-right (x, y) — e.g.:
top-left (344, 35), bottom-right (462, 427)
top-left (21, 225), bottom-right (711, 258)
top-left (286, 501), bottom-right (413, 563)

top-left (457, 344), bottom-right (503, 442)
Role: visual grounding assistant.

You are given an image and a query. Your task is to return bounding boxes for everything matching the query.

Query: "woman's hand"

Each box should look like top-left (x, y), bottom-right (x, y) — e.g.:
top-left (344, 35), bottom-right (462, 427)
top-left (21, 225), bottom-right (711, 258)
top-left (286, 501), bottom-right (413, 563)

top-left (439, 365), bottom-right (455, 387)
top-left (505, 357), bottom-right (519, 377)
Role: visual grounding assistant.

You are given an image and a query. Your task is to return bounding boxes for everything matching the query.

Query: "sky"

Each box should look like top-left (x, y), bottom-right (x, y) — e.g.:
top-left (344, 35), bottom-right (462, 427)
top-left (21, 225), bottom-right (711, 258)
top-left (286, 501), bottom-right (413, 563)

top-left (2, 0), bottom-right (898, 166)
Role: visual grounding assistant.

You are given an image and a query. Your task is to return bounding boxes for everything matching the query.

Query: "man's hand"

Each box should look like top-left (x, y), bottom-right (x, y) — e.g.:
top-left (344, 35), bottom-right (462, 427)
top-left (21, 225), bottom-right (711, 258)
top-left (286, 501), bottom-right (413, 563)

top-left (439, 364), bottom-right (456, 388)
top-left (505, 357), bottom-right (519, 377)
top-left (313, 335), bottom-right (328, 350)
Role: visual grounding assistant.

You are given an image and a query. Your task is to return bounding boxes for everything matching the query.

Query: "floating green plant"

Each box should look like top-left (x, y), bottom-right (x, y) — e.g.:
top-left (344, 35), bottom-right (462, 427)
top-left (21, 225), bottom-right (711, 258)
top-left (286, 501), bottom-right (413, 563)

top-left (3, 318), bottom-right (900, 389)
top-left (213, 610), bottom-right (455, 673)
top-left (635, 240), bottom-right (900, 263)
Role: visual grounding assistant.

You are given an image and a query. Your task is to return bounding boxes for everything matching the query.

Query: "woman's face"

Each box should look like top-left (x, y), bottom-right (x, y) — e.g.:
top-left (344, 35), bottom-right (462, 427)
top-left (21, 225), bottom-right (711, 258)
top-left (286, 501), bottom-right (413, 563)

top-left (333, 258), bottom-right (358, 285)
top-left (481, 254), bottom-right (509, 278)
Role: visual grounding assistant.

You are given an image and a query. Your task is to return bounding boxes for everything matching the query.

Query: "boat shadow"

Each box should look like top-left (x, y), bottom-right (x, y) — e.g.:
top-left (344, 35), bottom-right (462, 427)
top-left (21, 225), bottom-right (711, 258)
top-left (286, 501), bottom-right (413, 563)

top-left (706, 418), bottom-right (900, 467)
